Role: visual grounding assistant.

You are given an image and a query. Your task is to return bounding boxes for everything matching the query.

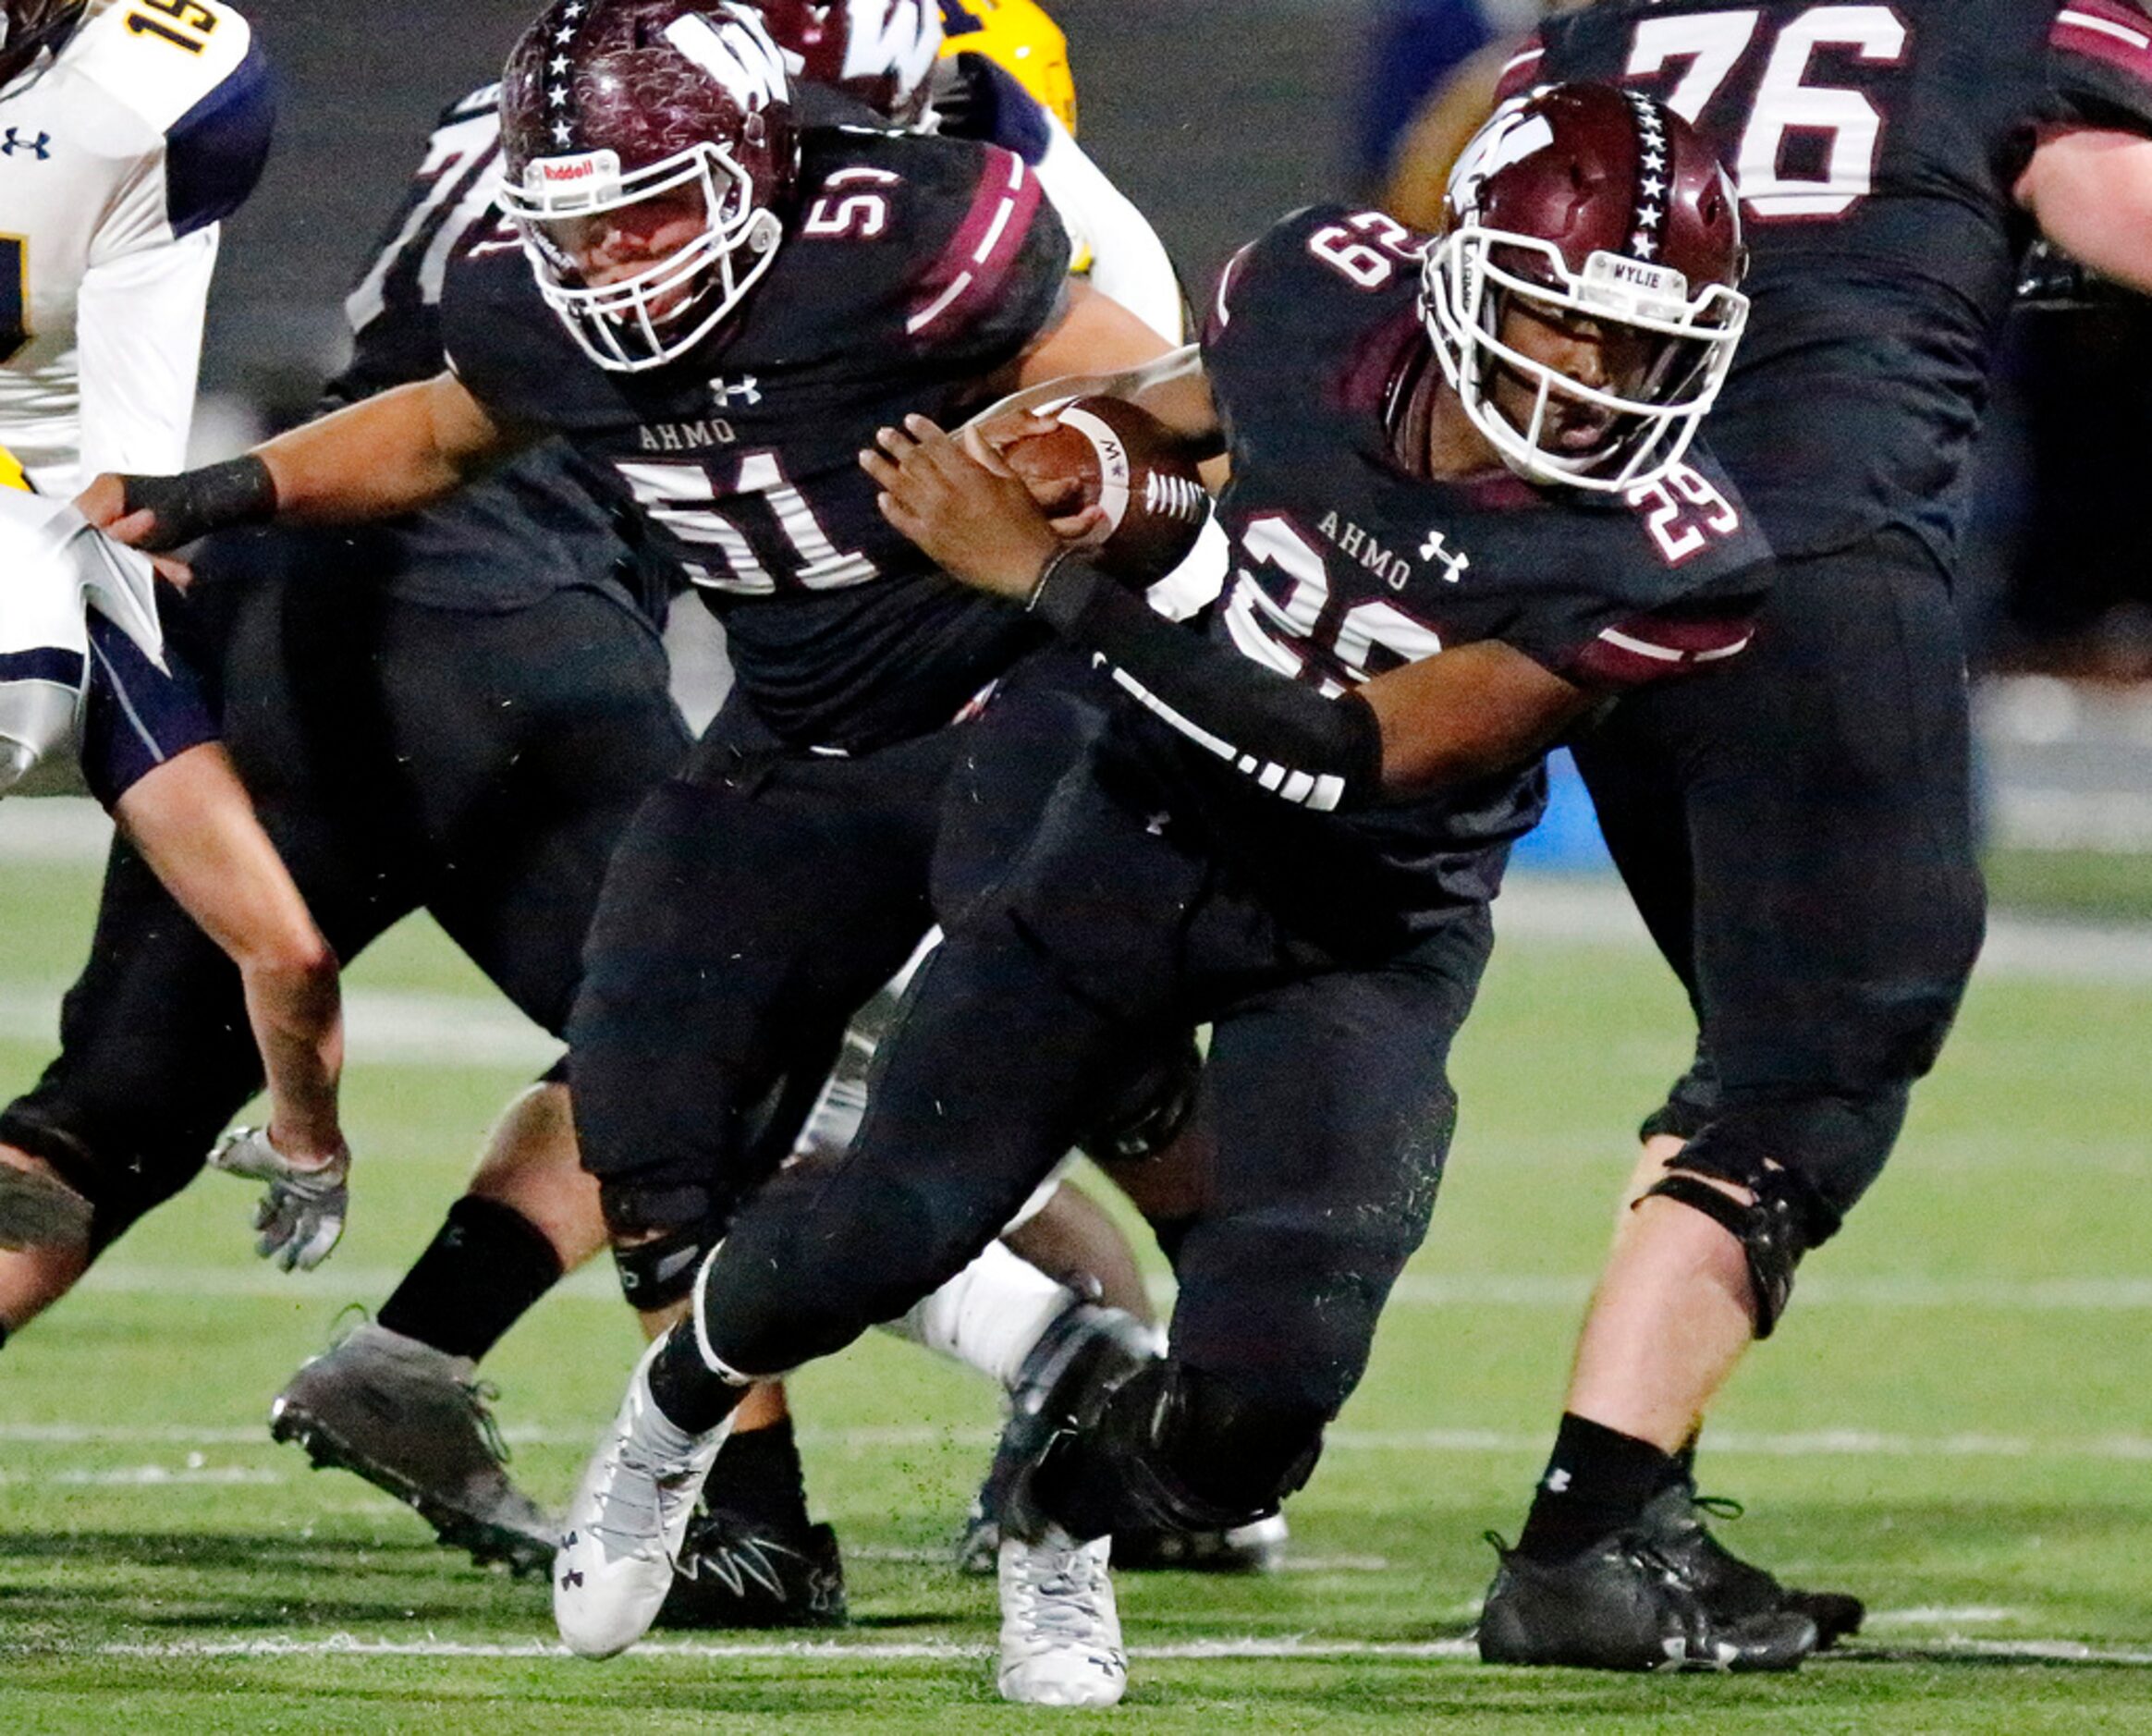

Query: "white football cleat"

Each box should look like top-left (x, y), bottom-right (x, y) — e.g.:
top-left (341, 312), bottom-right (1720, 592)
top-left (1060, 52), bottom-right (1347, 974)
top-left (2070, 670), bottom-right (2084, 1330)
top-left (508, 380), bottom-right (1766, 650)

top-left (997, 1526), bottom-right (1127, 1707)
top-left (554, 1338), bottom-right (733, 1658)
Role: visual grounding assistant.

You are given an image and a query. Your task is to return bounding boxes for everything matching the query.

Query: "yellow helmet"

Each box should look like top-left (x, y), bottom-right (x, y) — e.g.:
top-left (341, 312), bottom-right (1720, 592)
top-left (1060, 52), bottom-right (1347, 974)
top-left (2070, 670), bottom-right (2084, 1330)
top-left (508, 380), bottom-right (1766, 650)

top-left (938, 0), bottom-right (1077, 134)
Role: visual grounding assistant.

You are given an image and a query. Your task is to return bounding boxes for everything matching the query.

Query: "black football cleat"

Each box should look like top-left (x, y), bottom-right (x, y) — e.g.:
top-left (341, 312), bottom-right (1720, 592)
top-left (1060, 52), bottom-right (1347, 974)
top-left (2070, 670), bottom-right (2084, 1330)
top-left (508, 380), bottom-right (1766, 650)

top-left (1639, 1484), bottom-right (1865, 1648)
top-left (270, 1319), bottom-right (555, 1577)
top-left (654, 1510), bottom-right (847, 1631)
top-left (1477, 1531), bottom-right (1818, 1672)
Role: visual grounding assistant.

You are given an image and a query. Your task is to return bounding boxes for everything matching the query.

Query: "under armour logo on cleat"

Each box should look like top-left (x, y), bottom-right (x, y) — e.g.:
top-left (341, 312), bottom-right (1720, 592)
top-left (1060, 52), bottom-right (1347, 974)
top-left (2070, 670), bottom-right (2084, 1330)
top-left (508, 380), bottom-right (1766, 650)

top-left (559, 1568), bottom-right (583, 1589)
top-left (2, 128), bottom-right (51, 160)
top-left (1542, 1468), bottom-right (1571, 1493)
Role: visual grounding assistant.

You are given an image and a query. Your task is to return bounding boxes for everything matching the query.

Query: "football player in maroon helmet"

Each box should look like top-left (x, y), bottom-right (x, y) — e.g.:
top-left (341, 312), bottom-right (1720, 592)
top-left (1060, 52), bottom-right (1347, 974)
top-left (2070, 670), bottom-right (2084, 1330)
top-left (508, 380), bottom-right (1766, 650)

top-left (1379, 0), bottom-right (2152, 1676)
top-left (580, 83), bottom-right (1804, 1693)
top-left (1424, 84), bottom-right (1746, 493)
top-left (495, 0), bottom-right (799, 369)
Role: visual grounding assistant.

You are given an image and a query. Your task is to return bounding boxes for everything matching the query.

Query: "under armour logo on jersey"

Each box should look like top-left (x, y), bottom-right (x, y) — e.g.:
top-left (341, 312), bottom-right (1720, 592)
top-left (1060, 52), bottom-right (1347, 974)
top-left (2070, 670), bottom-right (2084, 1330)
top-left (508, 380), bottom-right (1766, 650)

top-left (666, 5), bottom-right (789, 114)
top-left (1, 128), bottom-right (51, 161)
top-left (1418, 529), bottom-right (1470, 584)
top-left (709, 374), bottom-right (762, 407)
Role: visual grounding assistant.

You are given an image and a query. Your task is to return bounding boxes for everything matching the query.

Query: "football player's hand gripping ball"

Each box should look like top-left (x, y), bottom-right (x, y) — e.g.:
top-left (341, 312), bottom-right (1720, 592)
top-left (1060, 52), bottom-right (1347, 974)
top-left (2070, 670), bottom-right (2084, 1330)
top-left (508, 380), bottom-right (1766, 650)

top-left (863, 414), bottom-right (1092, 600)
top-left (207, 1127), bottom-right (351, 1271)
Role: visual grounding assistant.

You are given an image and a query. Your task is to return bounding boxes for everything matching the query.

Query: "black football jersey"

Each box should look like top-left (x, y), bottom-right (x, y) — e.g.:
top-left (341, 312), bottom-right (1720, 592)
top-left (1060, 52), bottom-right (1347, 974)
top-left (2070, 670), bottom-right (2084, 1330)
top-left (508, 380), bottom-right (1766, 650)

top-left (1516, 0), bottom-right (2152, 562)
top-left (1188, 205), bottom-right (1770, 929)
top-left (321, 85), bottom-right (642, 618)
top-left (442, 127), bottom-right (1072, 751)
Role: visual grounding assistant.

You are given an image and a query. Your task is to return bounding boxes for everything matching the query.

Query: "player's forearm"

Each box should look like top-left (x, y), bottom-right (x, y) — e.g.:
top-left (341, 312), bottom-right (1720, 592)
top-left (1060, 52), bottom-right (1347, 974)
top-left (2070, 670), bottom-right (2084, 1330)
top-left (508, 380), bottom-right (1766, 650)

top-left (1030, 555), bottom-right (1382, 810)
top-left (238, 951), bottom-right (348, 1166)
top-left (255, 379), bottom-right (489, 523)
top-left (115, 744), bottom-right (348, 1163)
top-left (1031, 556), bottom-right (1591, 810)
top-left (83, 373), bottom-right (517, 552)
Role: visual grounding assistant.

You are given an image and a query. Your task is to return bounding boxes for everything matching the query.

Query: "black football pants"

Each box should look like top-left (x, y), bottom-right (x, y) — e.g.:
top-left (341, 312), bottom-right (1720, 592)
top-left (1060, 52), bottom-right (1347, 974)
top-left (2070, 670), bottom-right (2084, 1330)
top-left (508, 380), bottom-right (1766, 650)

top-left (565, 717), bottom-right (962, 1241)
top-left (689, 690), bottom-right (1490, 1515)
top-left (0, 564), bottom-right (687, 1247)
top-left (1571, 528), bottom-right (1986, 1224)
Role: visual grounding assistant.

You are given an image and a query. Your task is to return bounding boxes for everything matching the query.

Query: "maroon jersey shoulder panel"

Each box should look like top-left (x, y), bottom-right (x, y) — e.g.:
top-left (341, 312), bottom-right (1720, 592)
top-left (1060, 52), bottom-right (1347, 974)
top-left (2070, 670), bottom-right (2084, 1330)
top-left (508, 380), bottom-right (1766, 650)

top-left (2050, 0), bottom-right (2152, 132)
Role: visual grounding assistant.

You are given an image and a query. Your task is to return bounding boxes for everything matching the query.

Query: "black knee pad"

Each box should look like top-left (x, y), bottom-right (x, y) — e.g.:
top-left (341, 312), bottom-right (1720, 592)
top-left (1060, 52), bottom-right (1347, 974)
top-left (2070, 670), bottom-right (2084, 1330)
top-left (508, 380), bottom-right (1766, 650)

top-left (603, 1191), bottom-right (719, 1311)
top-left (1642, 1119), bottom-right (1844, 1339)
top-left (1080, 1033), bottom-right (1202, 1167)
top-left (1043, 1361), bottom-right (1327, 1540)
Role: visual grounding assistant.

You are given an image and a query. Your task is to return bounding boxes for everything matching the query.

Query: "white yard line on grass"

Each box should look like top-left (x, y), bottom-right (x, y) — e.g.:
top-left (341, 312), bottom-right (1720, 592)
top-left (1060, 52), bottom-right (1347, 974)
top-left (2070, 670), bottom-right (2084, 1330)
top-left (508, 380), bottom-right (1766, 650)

top-left (15, 1422), bottom-right (2152, 1462)
top-left (843, 1543), bottom-right (1396, 1574)
top-left (0, 987), bottom-right (559, 1070)
top-left (81, 1633), bottom-right (2152, 1667)
top-left (1493, 876), bottom-right (2152, 987)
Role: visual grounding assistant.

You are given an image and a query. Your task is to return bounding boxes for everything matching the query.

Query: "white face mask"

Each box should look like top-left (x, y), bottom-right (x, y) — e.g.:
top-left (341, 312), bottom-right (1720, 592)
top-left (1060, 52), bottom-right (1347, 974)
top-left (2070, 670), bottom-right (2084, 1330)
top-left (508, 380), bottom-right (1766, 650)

top-left (501, 141), bottom-right (785, 373)
top-left (1421, 227), bottom-right (1750, 495)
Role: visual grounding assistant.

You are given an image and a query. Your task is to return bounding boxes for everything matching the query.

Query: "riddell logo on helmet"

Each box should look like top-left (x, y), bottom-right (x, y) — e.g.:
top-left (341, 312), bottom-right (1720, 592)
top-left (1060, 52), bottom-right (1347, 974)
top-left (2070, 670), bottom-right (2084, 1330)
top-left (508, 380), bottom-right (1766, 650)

top-left (531, 150), bottom-right (619, 187)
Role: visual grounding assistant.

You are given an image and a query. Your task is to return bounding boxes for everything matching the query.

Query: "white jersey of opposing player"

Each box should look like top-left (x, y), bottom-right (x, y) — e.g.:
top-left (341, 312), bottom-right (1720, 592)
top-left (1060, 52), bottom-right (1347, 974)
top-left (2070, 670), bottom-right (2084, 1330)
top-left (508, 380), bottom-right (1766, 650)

top-left (1025, 106), bottom-right (1182, 346)
top-left (0, 483), bottom-right (165, 795)
top-left (0, 0), bottom-right (274, 496)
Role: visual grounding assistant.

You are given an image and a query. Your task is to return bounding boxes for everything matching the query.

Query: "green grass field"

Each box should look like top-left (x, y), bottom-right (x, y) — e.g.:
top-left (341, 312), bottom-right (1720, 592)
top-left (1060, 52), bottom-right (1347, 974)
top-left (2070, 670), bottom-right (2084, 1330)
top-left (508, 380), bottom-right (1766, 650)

top-left (4, 836), bottom-right (2152, 1732)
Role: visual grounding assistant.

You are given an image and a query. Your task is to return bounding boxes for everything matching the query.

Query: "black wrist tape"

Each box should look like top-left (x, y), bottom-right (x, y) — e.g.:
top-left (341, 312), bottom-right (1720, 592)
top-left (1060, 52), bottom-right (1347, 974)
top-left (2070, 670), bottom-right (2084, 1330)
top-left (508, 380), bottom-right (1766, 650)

top-left (117, 455), bottom-right (277, 551)
top-left (1032, 553), bottom-right (1386, 812)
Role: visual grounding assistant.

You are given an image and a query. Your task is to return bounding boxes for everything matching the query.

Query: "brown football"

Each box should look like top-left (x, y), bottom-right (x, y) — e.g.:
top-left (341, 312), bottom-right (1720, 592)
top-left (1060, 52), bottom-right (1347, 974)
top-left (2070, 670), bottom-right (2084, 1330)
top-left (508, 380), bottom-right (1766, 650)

top-left (1000, 395), bottom-right (1211, 583)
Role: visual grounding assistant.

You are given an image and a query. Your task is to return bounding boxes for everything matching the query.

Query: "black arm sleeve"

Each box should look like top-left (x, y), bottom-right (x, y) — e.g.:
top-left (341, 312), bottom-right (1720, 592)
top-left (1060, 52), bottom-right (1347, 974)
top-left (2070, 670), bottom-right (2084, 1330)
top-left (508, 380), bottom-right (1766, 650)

top-left (117, 457), bottom-right (278, 551)
top-left (1032, 554), bottom-right (1386, 812)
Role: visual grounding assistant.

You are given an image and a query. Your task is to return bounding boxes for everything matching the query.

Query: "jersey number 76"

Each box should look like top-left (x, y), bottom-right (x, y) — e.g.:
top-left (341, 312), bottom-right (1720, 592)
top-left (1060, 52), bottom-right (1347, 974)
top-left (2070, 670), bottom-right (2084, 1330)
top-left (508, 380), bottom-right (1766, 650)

top-left (1622, 4), bottom-right (1909, 219)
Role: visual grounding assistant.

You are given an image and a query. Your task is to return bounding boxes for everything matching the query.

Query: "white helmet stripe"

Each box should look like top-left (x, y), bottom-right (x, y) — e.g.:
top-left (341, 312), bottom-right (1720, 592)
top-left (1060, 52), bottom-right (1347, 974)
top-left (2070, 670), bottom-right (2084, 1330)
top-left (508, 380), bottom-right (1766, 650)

top-left (665, 6), bottom-right (789, 112)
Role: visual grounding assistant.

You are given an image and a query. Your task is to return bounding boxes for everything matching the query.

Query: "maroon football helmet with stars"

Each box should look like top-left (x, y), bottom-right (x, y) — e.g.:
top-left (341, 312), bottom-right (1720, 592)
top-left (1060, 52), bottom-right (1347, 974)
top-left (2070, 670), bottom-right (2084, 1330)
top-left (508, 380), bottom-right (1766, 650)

top-left (1423, 81), bottom-right (1749, 493)
top-left (752, 0), bottom-right (942, 126)
top-left (498, 0), bottom-right (801, 372)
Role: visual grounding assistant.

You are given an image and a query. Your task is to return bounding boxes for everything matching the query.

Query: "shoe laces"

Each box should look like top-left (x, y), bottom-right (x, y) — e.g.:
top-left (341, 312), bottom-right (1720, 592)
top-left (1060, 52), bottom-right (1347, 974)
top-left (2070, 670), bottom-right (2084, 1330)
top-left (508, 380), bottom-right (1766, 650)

top-left (1008, 1541), bottom-right (1112, 1644)
top-left (324, 1301), bottom-right (373, 1350)
top-left (589, 1431), bottom-right (699, 1561)
top-left (459, 1378), bottom-right (512, 1467)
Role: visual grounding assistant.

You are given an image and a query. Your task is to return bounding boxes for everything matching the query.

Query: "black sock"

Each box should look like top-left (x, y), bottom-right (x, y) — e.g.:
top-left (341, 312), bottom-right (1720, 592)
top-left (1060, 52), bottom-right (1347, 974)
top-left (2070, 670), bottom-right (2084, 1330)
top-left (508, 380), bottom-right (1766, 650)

top-left (377, 1195), bottom-right (563, 1363)
top-left (703, 1414), bottom-right (812, 1533)
top-left (646, 1323), bottom-right (745, 1436)
top-left (1515, 1412), bottom-right (1682, 1563)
